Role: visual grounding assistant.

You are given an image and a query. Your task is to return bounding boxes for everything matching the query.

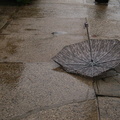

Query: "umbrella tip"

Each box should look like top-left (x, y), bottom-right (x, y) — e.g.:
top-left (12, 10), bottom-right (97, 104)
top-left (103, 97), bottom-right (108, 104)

top-left (84, 22), bottom-right (88, 28)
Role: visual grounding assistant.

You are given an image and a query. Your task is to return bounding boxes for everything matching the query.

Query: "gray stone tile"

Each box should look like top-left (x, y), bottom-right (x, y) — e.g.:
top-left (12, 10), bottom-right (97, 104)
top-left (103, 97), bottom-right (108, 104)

top-left (88, 19), bottom-right (120, 39)
top-left (0, 34), bottom-right (85, 62)
top-left (87, 5), bottom-right (120, 21)
top-left (35, 0), bottom-right (84, 4)
top-left (0, 6), bottom-right (17, 30)
top-left (20, 99), bottom-right (98, 120)
top-left (0, 62), bottom-right (95, 120)
top-left (98, 97), bottom-right (120, 120)
top-left (0, 16), bottom-right (8, 29)
top-left (0, 6), bottom-right (17, 16)
top-left (85, 0), bottom-right (119, 6)
top-left (14, 3), bottom-right (87, 18)
top-left (2, 18), bottom-right (86, 35)
top-left (0, 18), bottom-right (87, 62)
top-left (94, 73), bottom-right (120, 97)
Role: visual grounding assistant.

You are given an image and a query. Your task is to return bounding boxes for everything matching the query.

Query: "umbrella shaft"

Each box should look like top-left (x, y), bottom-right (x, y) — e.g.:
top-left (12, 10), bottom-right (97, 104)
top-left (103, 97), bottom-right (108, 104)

top-left (85, 23), bottom-right (93, 61)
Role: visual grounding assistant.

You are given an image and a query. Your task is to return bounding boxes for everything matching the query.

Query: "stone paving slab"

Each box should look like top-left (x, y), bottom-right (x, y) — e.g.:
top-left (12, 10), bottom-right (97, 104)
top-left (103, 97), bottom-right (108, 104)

top-left (14, 3), bottom-right (87, 18)
top-left (85, 0), bottom-right (120, 6)
top-left (88, 19), bottom-right (120, 39)
top-left (0, 6), bottom-right (17, 16)
top-left (39, 0), bottom-right (84, 4)
top-left (0, 62), bottom-right (95, 120)
top-left (0, 33), bottom-right (85, 62)
top-left (87, 5), bottom-right (120, 21)
top-left (98, 97), bottom-right (120, 120)
top-left (94, 66), bottom-right (120, 97)
top-left (0, 0), bottom-right (120, 120)
top-left (2, 18), bottom-right (86, 35)
top-left (0, 17), bottom-right (87, 62)
top-left (18, 99), bottom-right (98, 120)
top-left (0, 16), bottom-right (9, 29)
top-left (0, 6), bottom-right (17, 30)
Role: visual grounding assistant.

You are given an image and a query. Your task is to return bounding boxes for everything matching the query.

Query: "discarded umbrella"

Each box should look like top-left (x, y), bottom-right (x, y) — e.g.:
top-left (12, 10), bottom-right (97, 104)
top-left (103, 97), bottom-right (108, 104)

top-left (53, 22), bottom-right (120, 77)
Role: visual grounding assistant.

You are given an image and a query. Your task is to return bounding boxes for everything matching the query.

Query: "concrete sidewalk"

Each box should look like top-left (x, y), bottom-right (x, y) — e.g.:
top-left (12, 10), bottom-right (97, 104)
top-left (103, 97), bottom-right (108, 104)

top-left (0, 0), bottom-right (120, 120)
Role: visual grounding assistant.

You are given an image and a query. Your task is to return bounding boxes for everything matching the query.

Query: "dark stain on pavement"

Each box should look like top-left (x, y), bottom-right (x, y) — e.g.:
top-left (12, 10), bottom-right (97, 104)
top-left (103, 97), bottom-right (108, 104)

top-left (0, 63), bottom-right (24, 86)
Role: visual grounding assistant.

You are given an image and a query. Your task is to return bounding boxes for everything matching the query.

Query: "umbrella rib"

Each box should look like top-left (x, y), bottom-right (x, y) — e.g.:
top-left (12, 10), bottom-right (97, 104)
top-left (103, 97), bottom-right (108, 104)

top-left (96, 43), bottom-right (119, 63)
top-left (97, 59), bottom-right (120, 65)
top-left (56, 54), bottom-right (88, 63)
top-left (65, 63), bottom-right (88, 66)
top-left (71, 56), bottom-right (88, 63)
top-left (61, 49), bottom-right (89, 63)
top-left (65, 64), bottom-right (92, 72)
top-left (70, 46), bottom-right (90, 63)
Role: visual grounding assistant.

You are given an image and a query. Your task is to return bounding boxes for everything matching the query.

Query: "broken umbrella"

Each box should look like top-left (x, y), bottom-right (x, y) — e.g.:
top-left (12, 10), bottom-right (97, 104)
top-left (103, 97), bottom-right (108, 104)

top-left (53, 23), bottom-right (120, 77)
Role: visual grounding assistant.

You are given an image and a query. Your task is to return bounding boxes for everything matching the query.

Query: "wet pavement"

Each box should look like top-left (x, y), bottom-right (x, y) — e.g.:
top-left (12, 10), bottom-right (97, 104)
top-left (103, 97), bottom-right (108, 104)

top-left (0, 0), bottom-right (120, 120)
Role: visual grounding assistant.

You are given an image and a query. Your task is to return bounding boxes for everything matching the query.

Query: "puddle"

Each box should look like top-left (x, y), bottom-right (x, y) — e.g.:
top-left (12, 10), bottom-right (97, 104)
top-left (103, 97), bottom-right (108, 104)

top-left (51, 31), bottom-right (68, 36)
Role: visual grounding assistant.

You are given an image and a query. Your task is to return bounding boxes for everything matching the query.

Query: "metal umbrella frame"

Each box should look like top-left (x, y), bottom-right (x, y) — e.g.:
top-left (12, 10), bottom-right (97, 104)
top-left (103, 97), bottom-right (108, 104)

top-left (53, 23), bottom-right (120, 77)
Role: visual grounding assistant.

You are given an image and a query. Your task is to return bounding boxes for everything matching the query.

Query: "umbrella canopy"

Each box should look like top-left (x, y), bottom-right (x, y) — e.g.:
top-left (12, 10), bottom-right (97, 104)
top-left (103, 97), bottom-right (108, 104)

top-left (53, 39), bottom-right (120, 77)
top-left (53, 23), bottom-right (120, 77)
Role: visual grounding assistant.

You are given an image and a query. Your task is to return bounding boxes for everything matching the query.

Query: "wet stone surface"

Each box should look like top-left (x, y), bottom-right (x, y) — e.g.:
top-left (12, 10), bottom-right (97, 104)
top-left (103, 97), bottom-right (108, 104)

top-left (0, 0), bottom-right (120, 120)
top-left (0, 18), bottom-right (86, 62)
top-left (0, 16), bottom-right (9, 29)
top-left (0, 6), bottom-right (17, 16)
top-left (86, 0), bottom-right (120, 6)
top-left (37, 0), bottom-right (84, 4)
top-left (94, 65), bottom-right (120, 97)
top-left (20, 99), bottom-right (98, 120)
top-left (0, 34), bottom-right (85, 62)
top-left (13, 4), bottom-right (87, 19)
top-left (0, 62), bottom-right (95, 120)
top-left (87, 5), bottom-right (120, 21)
top-left (2, 18), bottom-right (86, 35)
top-left (88, 19), bottom-right (120, 39)
top-left (94, 74), bottom-right (120, 97)
top-left (0, 6), bottom-right (17, 30)
top-left (98, 97), bottom-right (120, 120)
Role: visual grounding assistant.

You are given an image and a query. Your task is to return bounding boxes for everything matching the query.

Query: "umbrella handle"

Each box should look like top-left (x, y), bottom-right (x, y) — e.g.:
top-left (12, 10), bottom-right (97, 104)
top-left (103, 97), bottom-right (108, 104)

top-left (84, 22), bottom-right (93, 62)
top-left (84, 22), bottom-right (90, 41)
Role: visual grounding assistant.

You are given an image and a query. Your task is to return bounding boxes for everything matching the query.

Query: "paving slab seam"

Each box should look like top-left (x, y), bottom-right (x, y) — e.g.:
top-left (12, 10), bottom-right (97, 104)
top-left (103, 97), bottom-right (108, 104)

top-left (0, 7), bottom-right (20, 34)
top-left (93, 80), bottom-right (101, 120)
top-left (96, 97), bottom-right (101, 120)
top-left (9, 98), bottom-right (96, 120)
